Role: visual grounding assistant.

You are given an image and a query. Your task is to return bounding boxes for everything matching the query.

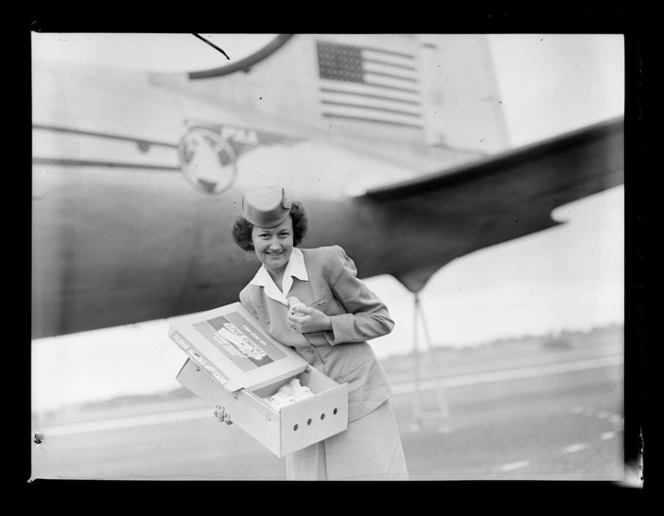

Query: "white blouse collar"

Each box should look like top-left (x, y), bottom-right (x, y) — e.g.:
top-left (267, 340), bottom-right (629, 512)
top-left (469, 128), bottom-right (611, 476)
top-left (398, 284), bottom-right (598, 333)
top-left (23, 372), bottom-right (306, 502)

top-left (249, 247), bottom-right (308, 305)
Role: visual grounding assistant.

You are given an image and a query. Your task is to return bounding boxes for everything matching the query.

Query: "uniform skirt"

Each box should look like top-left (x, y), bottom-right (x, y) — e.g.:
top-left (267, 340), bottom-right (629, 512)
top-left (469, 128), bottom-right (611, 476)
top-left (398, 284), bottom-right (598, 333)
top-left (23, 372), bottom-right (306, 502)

top-left (285, 399), bottom-right (409, 480)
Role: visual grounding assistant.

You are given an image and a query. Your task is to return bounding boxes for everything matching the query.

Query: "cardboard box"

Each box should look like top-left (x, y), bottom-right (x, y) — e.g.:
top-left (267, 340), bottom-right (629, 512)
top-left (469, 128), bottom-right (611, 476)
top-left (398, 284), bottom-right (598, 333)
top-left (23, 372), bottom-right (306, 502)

top-left (169, 303), bottom-right (349, 458)
top-left (176, 358), bottom-right (348, 457)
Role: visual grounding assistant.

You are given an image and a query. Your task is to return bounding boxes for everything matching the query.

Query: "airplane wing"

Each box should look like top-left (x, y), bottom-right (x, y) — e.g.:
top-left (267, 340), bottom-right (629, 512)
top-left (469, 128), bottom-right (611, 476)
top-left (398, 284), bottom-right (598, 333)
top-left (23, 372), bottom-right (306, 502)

top-left (356, 116), bottom-right (624, 292)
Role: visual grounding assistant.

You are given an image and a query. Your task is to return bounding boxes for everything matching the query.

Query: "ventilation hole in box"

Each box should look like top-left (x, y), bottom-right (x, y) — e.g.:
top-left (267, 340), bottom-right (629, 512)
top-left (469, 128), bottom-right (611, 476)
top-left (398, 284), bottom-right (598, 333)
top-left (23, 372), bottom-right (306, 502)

top-left (307, 418), bottom-right (312, 425)
top-left (293, 424), bottom-right (298, 431)
top-left (333, 408), bottom-right (338, 415)
top-left (320, 413), bottom-right (325, 420)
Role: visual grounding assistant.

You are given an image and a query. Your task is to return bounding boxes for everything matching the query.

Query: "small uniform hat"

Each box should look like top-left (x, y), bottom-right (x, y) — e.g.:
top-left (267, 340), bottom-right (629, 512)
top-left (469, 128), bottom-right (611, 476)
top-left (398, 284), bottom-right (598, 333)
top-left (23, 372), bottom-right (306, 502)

top-left (242, 187), bottom-right (292, 228)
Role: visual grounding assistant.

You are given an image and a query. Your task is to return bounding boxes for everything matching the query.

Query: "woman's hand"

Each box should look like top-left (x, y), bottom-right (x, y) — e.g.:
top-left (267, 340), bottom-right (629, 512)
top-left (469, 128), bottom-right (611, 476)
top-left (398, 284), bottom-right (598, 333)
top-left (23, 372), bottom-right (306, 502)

top-left (287, 305), bottom-right (332, 333)
top-left (213, 404), bottom-right (233, 425)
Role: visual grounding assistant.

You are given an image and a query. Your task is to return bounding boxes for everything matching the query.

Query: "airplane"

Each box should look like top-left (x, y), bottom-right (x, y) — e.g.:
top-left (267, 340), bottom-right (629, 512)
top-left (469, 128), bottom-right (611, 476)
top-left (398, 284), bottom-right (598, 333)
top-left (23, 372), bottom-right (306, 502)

top-left (31, 33), bottom-right (624, 344)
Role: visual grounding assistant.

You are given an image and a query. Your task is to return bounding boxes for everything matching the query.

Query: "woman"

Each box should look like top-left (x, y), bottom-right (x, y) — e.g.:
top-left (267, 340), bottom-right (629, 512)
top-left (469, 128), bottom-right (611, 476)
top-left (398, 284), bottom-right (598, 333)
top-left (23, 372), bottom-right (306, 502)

top-left (214, 186), bottom-right (409, 480)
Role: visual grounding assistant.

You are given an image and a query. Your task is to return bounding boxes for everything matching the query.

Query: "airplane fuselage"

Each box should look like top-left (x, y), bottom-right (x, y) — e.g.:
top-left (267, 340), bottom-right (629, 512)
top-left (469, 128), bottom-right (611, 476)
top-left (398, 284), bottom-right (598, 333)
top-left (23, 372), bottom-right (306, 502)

top-left (32, 35), bottom-right (624, 339)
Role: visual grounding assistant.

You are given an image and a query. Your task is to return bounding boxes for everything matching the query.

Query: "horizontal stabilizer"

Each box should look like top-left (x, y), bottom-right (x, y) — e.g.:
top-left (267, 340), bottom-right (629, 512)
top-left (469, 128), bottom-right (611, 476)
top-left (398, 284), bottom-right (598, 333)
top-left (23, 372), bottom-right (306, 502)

top-left (361, 116), bottom-right (624, 205)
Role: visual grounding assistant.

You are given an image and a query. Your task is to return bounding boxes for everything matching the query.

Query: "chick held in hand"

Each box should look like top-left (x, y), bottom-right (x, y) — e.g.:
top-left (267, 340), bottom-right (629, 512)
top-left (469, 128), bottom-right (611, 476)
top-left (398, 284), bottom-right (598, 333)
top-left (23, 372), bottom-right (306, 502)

top-left (287, 296), bottom-right (332, 333)
top-left (287, 296), bottom-right (306, 315)
top-left (287, 296), bottom-right (307, 331)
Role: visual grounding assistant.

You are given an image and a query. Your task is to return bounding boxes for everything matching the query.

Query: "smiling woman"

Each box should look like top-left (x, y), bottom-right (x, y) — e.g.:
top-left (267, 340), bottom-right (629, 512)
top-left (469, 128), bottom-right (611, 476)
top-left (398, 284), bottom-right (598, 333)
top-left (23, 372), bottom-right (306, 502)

top-left (220, 186), bottom-right (409, 480)
top-left (253, 221), bottom-right (296, 275)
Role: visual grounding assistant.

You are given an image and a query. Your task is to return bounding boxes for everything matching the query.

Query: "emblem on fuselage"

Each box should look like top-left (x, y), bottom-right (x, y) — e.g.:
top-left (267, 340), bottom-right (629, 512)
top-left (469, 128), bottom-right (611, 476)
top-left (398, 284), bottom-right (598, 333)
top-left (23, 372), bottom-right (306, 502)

top-left (178, 126), bottom-right (238, 195)
top-left (178, 121), bottom-right (304, 195)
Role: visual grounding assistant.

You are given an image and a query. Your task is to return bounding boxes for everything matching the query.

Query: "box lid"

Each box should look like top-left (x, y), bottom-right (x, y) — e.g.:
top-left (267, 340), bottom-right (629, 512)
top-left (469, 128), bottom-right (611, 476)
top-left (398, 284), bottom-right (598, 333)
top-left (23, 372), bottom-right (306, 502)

top-left (168, 302), bottom-right (308, 392)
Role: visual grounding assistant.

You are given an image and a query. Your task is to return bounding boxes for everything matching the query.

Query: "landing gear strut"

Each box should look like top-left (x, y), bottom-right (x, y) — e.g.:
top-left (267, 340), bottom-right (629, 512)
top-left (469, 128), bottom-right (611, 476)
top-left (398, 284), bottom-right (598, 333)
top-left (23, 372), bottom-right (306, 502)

top-left (410, 292), bottom-right (451, 433)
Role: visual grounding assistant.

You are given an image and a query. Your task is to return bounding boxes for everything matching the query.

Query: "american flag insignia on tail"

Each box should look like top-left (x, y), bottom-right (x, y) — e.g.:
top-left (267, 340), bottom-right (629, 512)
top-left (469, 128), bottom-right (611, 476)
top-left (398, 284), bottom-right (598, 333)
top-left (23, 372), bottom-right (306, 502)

top-left (316, 40), bottom-right (424, 129)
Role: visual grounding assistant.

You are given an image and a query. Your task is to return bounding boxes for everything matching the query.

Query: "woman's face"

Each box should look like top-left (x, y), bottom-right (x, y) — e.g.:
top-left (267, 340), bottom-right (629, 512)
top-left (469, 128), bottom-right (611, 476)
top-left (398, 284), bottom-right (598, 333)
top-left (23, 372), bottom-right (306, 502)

top-left (251, 216), bottom-right (294, 274)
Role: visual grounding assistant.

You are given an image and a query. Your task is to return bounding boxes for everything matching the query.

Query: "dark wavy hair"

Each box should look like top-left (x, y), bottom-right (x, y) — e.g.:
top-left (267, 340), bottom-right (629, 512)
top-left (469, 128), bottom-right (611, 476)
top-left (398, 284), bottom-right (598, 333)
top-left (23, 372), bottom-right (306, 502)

top-left (232, 201), bottom-right (308, 251)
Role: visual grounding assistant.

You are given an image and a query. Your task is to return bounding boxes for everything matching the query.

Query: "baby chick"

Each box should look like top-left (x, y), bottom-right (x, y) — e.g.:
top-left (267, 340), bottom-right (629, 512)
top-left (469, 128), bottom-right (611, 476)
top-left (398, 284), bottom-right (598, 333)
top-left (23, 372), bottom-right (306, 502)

top-left (289, 377), bottom-right (314, 401)
top-left (287, 296), bottom-right (306, 315)
top-left (268, 391), bottom-right (296, 411)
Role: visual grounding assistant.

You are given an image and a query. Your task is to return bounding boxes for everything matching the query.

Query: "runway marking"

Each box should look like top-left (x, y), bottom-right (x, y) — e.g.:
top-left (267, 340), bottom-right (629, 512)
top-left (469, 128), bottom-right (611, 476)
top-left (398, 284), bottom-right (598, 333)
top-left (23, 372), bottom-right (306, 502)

top-left (500, 460), bottom-right (530, 472)
top-left (36, 354), bottom-right (623, 437)
top-left (600, 431), bottom-right (616, 440)
top-left (571, 406), bottom-right (623, 427)
top-left (391, 353), bottom-right (622, 394)
top-left (37, 407), bottom-right (213, 437)
top-left (562, 443), bottom-right (588, 453)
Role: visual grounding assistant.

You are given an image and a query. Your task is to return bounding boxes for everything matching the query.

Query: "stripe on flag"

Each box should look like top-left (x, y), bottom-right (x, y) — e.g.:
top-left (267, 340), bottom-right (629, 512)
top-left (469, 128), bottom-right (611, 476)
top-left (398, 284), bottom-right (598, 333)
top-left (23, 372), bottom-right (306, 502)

top-left (316, 40), bottom-right (424, 129)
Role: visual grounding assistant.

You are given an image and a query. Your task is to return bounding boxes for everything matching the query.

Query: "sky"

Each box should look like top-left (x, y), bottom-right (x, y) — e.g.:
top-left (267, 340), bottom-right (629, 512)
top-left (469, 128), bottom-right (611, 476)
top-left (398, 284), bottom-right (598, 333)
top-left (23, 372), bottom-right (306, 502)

top-left (31, 34), bottom-right (625, 412)
top-left (487, 34), bottom-right (624, 145)
top-left (31, 33), bottom-right (280, 71)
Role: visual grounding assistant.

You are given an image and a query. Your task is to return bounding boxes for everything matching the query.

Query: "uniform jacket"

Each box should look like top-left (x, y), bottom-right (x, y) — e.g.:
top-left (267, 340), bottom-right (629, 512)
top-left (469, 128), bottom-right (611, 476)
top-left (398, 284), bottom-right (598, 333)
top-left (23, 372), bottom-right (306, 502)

top-left (239, 245), bottom-right (395, 422)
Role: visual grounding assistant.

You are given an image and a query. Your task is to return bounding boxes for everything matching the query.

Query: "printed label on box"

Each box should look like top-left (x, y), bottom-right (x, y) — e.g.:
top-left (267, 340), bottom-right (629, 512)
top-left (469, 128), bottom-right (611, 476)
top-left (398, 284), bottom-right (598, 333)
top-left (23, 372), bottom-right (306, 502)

top-left (171, 329), bottom-right (231, 386)
top-left (192, 310), bottom-right (287, 371)
top-left (170, 302), bottom-right (309, 393)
